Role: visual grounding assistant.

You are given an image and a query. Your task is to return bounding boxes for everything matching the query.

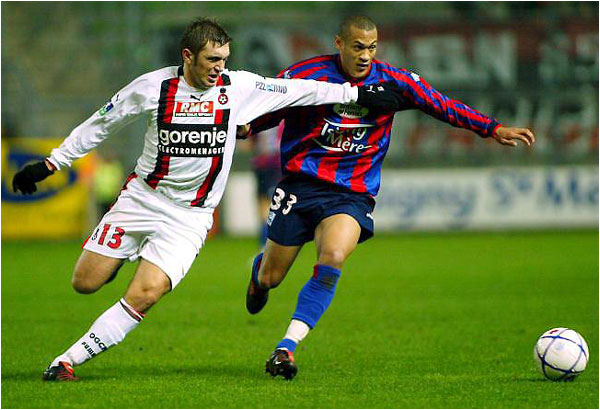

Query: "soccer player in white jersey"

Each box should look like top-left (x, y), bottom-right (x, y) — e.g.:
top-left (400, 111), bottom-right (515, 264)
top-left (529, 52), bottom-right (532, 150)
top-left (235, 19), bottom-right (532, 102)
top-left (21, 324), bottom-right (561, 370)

top-left (11, 17), bottom-right (402, 381)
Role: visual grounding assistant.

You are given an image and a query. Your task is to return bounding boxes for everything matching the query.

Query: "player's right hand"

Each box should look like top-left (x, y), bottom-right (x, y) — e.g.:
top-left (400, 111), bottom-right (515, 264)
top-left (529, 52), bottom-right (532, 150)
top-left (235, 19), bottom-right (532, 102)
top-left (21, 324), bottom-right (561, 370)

top-left (356, 81), bottom-right (404, 111)
top-left (12, 161), bottom-right (55, 194)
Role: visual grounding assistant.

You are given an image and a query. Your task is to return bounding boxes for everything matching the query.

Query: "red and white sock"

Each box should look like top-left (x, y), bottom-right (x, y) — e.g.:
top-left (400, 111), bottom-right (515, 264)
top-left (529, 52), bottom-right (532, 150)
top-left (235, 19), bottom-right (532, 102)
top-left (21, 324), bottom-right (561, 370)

top-left (51, 298), bottom-right (144, 367)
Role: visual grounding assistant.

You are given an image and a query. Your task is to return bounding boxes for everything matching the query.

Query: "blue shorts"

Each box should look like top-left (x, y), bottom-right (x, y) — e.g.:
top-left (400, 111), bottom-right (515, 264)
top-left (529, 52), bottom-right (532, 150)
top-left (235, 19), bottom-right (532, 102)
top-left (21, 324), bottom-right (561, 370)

top-left (266, 175), bottom-right (375, 246)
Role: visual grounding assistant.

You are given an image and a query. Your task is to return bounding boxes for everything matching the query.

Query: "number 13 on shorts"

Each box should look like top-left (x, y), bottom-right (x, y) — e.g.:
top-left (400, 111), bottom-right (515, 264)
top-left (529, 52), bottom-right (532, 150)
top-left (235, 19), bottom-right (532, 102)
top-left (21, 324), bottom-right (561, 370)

top-left (90, 223), bottom-right (125, 249)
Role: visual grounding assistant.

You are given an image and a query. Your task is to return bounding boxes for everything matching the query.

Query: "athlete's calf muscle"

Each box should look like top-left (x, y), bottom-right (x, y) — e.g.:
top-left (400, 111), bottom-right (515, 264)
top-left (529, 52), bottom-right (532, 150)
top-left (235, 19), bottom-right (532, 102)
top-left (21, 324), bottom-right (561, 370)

top-left (259, 240), bottom-right (302, 288)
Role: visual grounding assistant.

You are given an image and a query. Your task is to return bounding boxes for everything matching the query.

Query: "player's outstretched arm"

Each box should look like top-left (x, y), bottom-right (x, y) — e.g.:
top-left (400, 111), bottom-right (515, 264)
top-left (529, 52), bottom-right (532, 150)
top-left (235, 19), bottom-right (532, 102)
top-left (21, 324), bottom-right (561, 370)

top-left (492, 126), bottom-right (535, 147)
top-left (12, 159), bottom-right (56, 194)
top-left (233, 71), bottom-right (406, 125)
top-left (388, 69), bottom-right (515, 139)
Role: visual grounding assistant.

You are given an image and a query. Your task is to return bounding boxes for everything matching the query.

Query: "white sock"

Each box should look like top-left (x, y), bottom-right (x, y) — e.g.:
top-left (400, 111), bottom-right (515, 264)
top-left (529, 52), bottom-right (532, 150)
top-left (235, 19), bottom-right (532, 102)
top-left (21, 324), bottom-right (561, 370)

top-left (51, 298), bottom-right (144, 367)
top-left (284, 319), bottom-right (310, 345)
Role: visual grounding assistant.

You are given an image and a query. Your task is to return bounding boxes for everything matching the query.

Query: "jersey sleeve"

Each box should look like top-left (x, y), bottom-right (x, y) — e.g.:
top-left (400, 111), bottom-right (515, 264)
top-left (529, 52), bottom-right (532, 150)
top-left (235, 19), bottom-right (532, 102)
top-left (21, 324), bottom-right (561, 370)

top-left (391, 69), bottom-right (501, 138)
top-left (47, 75), bottom-right (154, 170)
top-left (248, 69), bottom-right (292, 134)
top-left (249, 107), bottom-right (289, 135)
top-left (232, 70), bottom-right (358, 125)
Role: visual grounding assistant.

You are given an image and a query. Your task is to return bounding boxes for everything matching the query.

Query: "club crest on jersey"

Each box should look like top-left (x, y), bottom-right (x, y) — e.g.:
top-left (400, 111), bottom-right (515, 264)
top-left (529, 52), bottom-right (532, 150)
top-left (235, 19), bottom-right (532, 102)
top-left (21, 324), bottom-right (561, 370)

top-left (174, 101), bottom-right (214, 117)
top-left (315, 119), bottom-right (374, 154)
top-left (333, 103), bottom-right (369, 119)
top-left (218, 93), bottom-right (228, 105)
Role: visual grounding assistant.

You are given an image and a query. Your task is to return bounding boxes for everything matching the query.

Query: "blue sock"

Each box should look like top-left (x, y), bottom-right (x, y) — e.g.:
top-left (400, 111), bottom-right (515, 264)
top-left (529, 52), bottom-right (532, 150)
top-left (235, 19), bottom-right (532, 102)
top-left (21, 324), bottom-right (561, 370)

top-left (276, 338), bottom-right (298, 352)
top-left (251, 252), bottom-right (264, 287)
top-left (291, 264), bottom-right (341, 329)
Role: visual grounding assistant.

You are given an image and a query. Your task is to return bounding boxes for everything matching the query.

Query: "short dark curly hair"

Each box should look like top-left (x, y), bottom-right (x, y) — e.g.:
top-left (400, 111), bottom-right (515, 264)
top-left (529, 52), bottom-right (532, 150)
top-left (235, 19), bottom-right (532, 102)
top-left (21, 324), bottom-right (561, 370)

top-left (180, 17), bottom-right (232, 57)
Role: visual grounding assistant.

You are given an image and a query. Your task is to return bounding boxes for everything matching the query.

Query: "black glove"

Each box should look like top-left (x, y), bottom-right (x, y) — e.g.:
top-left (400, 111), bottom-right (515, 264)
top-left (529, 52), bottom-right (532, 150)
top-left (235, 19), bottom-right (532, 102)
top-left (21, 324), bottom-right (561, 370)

top-left (356, 81), bottom-right (404, 112)
top-left (12, 161), bottom-right (54, 194)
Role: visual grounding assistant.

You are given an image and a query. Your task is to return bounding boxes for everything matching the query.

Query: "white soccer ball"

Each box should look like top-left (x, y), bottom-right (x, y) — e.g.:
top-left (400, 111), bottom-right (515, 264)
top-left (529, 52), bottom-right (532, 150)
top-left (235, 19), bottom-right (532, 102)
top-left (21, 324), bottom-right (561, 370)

top-left (533, 327), bottom-right (589, 381)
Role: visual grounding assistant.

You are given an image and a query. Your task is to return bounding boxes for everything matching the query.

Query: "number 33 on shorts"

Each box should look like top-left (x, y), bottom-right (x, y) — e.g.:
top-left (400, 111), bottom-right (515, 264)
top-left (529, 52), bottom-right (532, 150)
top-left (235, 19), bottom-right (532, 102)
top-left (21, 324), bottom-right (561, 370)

top-left (90, 223), bottom-right (125, 249)
top-left (270, 188), bottom-right (297, 215)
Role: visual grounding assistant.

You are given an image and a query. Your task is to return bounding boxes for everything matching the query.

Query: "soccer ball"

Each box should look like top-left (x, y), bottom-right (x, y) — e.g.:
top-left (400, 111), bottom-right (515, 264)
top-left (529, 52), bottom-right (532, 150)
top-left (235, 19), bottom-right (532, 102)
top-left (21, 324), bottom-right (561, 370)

top-left (533, 327), bottom-right (589, 381)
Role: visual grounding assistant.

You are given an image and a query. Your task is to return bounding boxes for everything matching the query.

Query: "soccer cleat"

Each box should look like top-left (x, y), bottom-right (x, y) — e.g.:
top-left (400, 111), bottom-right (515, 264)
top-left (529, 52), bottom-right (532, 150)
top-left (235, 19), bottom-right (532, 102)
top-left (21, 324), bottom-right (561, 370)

top-left (246, 279), bottom-right (269, 314)
top-left (42, 361), bottom-right (79, 382)
top-left (265, 349), bottom-right (298, 380)
top-left (246, 254), bottom-right (269, 314)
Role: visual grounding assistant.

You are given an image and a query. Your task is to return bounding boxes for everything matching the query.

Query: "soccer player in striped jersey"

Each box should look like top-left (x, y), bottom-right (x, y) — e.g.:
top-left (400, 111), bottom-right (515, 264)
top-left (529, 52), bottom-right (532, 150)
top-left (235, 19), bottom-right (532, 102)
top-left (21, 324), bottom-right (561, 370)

top-left (11, 17), bottom-right (403, 382)
top-left (244, 15), bottom-right (535, 380)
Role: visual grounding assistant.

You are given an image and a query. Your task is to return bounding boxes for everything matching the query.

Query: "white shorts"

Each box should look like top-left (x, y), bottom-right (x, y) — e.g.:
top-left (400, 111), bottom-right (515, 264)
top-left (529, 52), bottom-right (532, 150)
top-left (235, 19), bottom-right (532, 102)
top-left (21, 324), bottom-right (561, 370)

top-left (84, 176), bottom-right (213, 289)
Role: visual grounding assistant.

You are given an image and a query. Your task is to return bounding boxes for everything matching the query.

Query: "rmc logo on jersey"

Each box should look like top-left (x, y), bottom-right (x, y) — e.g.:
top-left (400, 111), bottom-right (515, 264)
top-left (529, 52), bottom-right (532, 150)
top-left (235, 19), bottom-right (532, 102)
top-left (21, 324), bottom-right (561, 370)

top-left (315, 119), bottom-right (374, 154)
top-left (174, 101), bottom-right (214, 117)
top-left (158, 124), bottom-right (227, 157)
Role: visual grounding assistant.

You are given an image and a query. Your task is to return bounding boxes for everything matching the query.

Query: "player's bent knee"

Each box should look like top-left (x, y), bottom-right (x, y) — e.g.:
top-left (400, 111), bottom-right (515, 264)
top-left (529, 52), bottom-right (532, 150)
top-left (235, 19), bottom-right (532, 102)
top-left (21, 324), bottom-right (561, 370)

top-left (126, 289), bottom-right (163, 312)
top-left (317, 249), bottom-right (347, 269)
top-left (126, 281), bottom-right (170, 312)
top-left (71, 265), bottom-right (100, 293)
top-left (71, 275), bottom-right (101, 294)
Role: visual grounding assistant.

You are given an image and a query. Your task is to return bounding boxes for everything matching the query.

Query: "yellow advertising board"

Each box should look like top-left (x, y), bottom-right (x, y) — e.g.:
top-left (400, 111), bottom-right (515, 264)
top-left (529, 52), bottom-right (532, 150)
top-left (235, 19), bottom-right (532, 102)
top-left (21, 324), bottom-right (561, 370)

top-left (1, 138), bottom-right (95, 239)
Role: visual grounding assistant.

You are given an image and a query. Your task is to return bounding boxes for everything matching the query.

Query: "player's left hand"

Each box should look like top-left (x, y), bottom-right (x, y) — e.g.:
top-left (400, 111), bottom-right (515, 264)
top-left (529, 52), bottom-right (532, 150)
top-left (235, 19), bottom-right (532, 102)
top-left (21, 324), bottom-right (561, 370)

top-left (237, 124), bottom-right (251, 139)
top-left (492, 126), bottom-right (535, 147)
top-left (12, 160), bottom-right (55, 194)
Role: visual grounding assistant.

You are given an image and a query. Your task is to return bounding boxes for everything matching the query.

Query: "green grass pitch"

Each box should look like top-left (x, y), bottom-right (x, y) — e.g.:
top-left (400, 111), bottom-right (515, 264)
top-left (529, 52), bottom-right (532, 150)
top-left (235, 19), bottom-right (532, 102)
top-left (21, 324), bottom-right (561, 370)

top-left (1, 230), bottom-right (598, 408)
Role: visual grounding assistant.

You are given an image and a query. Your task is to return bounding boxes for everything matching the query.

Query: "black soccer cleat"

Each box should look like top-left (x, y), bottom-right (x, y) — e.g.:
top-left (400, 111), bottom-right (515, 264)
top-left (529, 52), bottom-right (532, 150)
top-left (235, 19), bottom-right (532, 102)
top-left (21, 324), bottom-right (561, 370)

top-left (246, 279), bottom-right (269, 314)
top-left (265, 349), bottom-right (298, 380)
top-left (42, 361), bottom-right (79, 382)
top-left (246, 254), bottom-right (269, 314)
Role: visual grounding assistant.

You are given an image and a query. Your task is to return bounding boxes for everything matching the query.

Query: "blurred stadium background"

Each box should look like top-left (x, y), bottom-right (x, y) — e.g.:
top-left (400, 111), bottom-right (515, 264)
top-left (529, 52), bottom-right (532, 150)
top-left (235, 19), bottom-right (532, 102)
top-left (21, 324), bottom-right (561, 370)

top-left (2, 1), bottom-right (598, 238)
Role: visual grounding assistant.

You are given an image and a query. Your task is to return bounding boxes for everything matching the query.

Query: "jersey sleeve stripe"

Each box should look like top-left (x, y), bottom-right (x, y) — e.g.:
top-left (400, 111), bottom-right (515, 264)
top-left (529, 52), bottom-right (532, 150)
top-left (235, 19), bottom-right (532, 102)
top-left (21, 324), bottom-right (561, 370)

top-left (286, 55), bottom-right (333, 73)
top-left (292, 65), bottom-right (328, 79)
top-left (381, 68), bottom-right (493, 136)
top-left (412, 80), bottom-right (490, 126)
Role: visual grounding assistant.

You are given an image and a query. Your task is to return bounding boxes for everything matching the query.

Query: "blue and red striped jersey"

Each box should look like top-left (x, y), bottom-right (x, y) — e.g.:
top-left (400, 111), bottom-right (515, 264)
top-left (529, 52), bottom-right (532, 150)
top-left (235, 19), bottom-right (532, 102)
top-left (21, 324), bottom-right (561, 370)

top-left (250, 54), bottom-right (501, 197)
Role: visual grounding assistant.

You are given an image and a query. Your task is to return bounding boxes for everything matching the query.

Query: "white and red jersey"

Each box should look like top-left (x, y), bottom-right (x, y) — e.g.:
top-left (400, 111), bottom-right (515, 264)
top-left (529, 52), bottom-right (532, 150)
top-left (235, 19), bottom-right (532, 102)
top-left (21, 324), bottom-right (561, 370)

top-left (48, 66), bottom-right (358, 210)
